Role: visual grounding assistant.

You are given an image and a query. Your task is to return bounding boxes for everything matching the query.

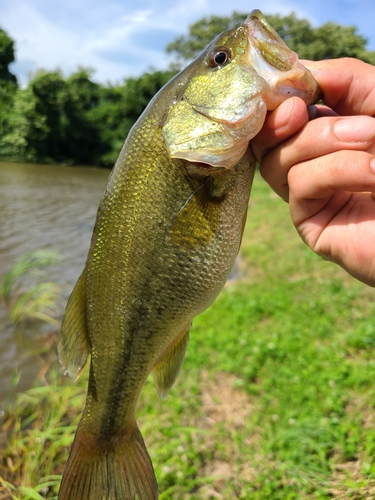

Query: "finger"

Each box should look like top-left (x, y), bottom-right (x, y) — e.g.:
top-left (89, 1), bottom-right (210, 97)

top-left (290, 150), bottom-right (375, 201)
top-left (302, 59), bottom-right (375, 117)
top-left (251, 96), bottom-right (309, 162)
top-left (260, 115), bottom-right (375, 201)
top-left (288, 150), bottom-right (375, 225)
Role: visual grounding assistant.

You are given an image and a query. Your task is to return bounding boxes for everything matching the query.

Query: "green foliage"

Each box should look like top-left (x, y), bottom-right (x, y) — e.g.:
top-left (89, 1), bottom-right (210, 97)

top-left (0, 27), bottom-right (17, 85)
top-left (0, 88), bottom-right (39, 162)
top-left (0, 250), bottom-right (64, 325)
top-left (0, 28), bottom-right (18, 150)
top-left (0, 65), bottom-right (175, 167)
top-left (266, 14), bottom-right (375, 63)
top-left (62, 69), bottom-right (103, 164)
top-left (28, 69), bottom-right (76, 162)
top-left (2, 175), bottom-right (375, 498)
top-left (4, 68), bottom-right (104, 165)
top-left (89, 70), bottom-right (176, 166)
top-left (7, 282), bottom-right (63, 325)
top-left (0, 375), bottom-right (86, 499)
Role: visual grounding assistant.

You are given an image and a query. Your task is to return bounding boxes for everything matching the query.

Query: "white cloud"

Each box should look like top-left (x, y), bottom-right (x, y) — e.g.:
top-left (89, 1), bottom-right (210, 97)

top-left (3, 2), bottom-right (81, 82)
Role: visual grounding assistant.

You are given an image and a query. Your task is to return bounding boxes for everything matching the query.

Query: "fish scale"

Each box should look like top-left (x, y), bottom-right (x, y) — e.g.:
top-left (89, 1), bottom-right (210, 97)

top-left (57, 9), bottom-right (320, 499)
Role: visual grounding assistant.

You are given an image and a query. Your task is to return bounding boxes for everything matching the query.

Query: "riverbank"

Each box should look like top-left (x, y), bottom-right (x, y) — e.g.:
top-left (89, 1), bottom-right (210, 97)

top-left (2, 173), bottom-right (375, 499)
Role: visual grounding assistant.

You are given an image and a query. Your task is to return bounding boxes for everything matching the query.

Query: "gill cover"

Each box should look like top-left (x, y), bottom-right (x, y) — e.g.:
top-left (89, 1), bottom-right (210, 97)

top-left (162, 23), bottom-right (268, 169)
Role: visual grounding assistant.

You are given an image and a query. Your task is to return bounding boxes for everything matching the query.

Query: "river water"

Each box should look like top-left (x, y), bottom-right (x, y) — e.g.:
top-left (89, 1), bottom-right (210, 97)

top-left (0, 161), bottom-right (110, 406)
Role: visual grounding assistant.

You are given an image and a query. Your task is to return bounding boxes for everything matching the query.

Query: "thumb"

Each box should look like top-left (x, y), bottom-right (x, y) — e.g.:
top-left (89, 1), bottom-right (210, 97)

top-left (251, 97), bottom-right (309, 163)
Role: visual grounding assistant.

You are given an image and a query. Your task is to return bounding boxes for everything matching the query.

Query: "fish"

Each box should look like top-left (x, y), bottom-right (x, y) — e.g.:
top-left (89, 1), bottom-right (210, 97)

top-left (57, 9), bottom-right (320, 500)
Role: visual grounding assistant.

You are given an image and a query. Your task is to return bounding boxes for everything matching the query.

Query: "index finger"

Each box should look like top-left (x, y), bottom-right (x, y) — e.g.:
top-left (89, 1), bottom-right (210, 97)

top-left (304, 58), bottom-right (375, 117)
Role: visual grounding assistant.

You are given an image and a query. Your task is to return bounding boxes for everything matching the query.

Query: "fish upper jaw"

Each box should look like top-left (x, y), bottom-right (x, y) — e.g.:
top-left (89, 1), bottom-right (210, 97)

top-left (244, 10), bottom-right (321, 109)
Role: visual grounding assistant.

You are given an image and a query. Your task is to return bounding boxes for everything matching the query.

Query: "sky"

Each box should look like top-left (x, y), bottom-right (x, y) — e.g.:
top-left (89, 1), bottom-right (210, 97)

top-left (2, 0), bottom-right (375, 87)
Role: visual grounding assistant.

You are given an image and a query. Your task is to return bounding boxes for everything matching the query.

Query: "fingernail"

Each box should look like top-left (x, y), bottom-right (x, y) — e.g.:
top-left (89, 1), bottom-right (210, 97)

top-left (334, 116), bottom-right (375, 143)
top-left (270, 97), bottom-right (295, 129)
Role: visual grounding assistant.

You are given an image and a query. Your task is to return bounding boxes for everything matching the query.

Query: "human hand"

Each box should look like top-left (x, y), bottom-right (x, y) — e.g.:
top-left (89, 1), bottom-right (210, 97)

top-left (252, 58), bottom-right (375, 286)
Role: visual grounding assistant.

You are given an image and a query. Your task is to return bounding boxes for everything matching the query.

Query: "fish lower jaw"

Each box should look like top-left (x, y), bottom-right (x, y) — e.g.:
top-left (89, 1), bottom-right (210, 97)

top-left (265, 65), bottom-right (321, 108)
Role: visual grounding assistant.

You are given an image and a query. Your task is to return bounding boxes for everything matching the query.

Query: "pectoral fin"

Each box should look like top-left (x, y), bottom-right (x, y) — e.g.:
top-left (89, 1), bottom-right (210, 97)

top-left (57, 272), bottom-right (90, 381)
top-left (152, 325), bottom-right (190, 398)
top-left (169, 180), bottom-right (222, 249)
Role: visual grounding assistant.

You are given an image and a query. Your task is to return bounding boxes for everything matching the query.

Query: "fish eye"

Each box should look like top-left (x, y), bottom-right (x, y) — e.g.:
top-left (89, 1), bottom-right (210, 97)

top-left (207, 47), bottom-right (232, 68)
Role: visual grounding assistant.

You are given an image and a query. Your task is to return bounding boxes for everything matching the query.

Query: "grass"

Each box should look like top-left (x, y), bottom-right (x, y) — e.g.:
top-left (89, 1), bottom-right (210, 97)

top-left (2, 172), bottom-right (375, 499)
top-left (0, 250), bottom-right (65, 325)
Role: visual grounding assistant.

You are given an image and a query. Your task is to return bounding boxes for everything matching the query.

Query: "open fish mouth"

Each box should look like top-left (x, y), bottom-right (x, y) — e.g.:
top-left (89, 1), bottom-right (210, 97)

top-left (244, 9), bottom-right (321, 107)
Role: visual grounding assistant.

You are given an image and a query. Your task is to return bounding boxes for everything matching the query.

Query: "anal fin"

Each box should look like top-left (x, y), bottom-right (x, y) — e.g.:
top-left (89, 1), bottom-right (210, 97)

top-left (152, 325), bottom-right (190, 398)
top-left (57, 272), bottom-right (90, 381)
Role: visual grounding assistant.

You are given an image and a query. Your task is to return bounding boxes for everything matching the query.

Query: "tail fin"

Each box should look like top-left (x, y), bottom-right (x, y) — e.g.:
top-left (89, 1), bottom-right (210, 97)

top-left (58, 423), bottom-right (158, 500)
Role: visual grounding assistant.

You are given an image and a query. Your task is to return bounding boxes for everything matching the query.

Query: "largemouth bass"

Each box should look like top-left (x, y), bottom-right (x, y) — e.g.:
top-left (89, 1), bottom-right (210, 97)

top-left (58, 10), bottom-right (320, 500)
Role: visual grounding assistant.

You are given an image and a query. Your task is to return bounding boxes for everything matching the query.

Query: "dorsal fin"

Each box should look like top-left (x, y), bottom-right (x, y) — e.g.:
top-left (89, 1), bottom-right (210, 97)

top-left (57, 272), bottom-right (90, 381)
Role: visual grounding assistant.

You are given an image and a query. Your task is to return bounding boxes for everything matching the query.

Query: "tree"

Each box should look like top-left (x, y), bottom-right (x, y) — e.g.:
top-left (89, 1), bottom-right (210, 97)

top-left (0, 68), bottom-right (104, 165)
top-left (90, 69), bottom-right (177, 166)
top-left (0, 86), bottom-right (46, 162)
top-left (0, 28), bottom-right (18, 147)
top-left (313, 22), bottom-right (375, 63)
top-left (28, 69), bottom-right (68, 161)
top-left (0, 27), bottom-right (17, 86)
top-left (166, 12), bottom-right (375, 66)
top-left (265, 14), bottom-right (375, 64)
top-left (62, 68), bottom-right (103, 164)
